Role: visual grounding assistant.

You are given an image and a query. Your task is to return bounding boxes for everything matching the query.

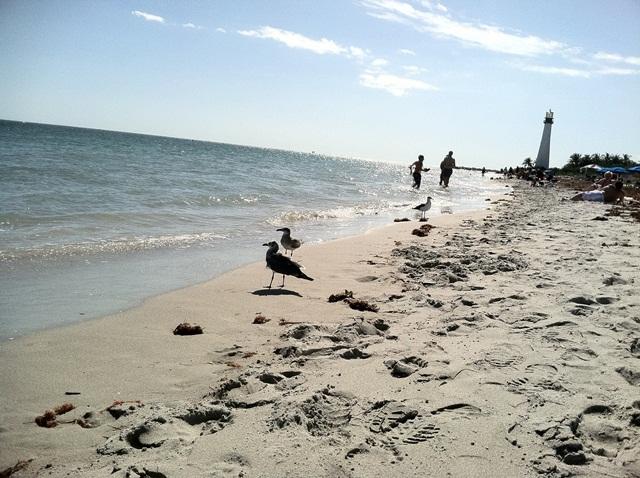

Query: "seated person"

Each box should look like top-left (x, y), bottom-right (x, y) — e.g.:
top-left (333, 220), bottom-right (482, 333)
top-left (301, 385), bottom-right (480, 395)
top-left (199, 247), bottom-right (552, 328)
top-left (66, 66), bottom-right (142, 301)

top-left (571, 180), bottom-right (624, 204)
top-left (592, 171), bottom-right (613, 189)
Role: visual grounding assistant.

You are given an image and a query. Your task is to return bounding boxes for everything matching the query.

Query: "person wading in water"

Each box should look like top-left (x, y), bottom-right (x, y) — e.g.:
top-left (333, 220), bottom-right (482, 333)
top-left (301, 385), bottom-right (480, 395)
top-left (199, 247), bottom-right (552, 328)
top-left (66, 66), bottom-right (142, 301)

top-left (409, 154), bottom-right (429, 190)
top-left (439, 151), bottom-right (456, 187)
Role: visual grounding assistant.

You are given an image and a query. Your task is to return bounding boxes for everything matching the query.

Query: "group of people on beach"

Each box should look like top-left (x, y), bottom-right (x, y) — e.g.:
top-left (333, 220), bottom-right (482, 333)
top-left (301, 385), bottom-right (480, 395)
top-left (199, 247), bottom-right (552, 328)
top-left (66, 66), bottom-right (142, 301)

top-left (409, 151), bottom-right (456, 190)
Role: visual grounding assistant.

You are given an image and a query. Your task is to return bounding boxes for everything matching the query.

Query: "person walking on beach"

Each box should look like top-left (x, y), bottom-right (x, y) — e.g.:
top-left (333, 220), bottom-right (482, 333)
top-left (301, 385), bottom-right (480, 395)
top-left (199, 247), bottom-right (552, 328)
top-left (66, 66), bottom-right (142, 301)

top-left (409, 155), bottom-right (429, 190)
top-left (439, 151), bottom-right (456, 187)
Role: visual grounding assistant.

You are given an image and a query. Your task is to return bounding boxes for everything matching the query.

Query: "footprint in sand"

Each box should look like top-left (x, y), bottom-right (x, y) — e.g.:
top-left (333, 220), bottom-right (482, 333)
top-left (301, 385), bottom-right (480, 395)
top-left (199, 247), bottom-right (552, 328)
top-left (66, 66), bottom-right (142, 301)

top-left (97, 403), bottom-right (233, 456)
top-left (506, 363), bottom-right (566, 394)
top-left (367, 401), bottom-right (440, 457)
top-left (577, 405), bottom-right (631, 459)
top-left (269, 387), bottom-right (355, 436)
top-left (475, 344), bottom-right (524, 369)
top-left (429, 403), bottom-right (482, 418)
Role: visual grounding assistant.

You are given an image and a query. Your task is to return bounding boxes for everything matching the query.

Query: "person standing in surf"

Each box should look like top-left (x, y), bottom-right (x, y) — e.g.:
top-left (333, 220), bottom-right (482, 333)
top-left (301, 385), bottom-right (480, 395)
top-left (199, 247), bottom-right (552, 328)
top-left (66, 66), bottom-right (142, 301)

top-left (409, 154), bottom-right (429, 190)
top-left (439, 151), bottom-right (456, 187)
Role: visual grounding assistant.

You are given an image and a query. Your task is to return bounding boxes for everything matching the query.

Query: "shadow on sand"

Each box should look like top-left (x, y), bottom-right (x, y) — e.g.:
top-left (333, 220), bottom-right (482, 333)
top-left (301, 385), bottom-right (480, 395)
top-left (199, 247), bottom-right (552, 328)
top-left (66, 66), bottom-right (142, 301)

top-left (252, 288), bottom-right (303, 297)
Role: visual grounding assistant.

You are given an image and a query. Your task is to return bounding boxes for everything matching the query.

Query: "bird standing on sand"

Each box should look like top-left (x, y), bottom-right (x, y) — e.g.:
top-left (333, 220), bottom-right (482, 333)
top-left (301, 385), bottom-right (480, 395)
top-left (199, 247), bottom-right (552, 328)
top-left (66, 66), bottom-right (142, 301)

top-left (263, 241), bottom-right (313, 288)
top-left (413, 196), bottom-right (432, 221)
top-left (277, 227), bottom-right (302, 256)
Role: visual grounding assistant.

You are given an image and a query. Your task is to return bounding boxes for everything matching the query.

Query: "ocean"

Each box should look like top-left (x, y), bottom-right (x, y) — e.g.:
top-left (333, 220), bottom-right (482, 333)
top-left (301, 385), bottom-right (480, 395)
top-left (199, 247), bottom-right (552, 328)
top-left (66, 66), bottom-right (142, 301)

top-left (0, 120), bottom-right (507, 340)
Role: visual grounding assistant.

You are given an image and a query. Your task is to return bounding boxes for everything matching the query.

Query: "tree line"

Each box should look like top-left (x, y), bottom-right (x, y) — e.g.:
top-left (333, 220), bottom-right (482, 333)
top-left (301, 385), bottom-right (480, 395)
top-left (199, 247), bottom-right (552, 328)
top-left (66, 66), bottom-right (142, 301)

top-left (561, 153), bottom-right (637, 173)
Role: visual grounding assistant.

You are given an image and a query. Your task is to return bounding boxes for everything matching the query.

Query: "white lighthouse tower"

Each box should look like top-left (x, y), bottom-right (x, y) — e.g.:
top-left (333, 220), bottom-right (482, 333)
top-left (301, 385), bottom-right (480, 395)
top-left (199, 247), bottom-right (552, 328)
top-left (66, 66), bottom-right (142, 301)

top-left (535, 110), bottom-right (554, 169)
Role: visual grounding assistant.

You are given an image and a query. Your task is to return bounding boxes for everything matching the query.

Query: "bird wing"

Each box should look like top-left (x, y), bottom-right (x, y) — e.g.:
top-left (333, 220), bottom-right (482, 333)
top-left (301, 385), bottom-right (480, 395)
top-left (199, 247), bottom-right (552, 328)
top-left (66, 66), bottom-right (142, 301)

top-left (267, 253), bottom-right (304, 276)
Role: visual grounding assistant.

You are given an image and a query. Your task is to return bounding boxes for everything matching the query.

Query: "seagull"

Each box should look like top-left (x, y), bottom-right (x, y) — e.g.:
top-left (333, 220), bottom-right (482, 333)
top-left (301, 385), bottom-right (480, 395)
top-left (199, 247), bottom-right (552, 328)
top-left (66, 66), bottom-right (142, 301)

top-left (276, 227), bottom-right (302, 256)
top-left (263, 241), bottom-right (314, 288)
top-left (413, 196), bottom-right (433, 221)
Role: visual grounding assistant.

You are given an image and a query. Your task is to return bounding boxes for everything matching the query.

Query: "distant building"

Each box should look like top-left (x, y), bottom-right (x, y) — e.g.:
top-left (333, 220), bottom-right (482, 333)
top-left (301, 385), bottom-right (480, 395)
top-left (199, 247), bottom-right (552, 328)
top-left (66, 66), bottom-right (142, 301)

top-left (535, 110), bottom-right (554, 169)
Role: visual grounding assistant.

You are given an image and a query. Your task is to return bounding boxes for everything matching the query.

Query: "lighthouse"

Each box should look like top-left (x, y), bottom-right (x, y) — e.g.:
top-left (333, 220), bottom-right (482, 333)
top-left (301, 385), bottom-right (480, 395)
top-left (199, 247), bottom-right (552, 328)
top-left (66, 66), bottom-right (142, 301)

top-left (535, 110), bottom-right (553, 169)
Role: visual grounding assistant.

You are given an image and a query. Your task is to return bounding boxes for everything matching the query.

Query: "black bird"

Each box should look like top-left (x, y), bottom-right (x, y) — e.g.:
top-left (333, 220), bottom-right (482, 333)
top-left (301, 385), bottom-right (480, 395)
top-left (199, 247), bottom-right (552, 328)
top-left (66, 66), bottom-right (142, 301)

top-left (413, 196), bottom-right (432, 220)
top-left (276, 227), bottom-right (302, 256)
top-left (262, 241), bottom-right (313, 288)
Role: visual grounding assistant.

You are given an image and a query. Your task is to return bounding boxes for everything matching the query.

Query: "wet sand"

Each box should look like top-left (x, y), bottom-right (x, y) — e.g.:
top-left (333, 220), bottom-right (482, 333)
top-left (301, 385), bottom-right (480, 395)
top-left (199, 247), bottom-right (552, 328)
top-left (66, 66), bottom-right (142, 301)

top-left (1, 184), bottom-right (639, 477)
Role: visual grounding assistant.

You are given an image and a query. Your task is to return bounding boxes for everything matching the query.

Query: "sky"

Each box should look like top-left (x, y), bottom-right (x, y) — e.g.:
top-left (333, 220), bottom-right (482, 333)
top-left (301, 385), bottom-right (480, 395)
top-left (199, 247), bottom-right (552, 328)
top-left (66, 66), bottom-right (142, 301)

top-left (1, 0), bottom-right (639, 169)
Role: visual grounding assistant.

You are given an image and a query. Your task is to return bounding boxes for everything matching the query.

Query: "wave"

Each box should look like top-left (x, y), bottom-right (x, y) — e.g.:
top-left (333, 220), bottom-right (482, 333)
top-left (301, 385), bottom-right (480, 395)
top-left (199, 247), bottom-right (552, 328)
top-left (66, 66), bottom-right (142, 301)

top-left (266, 200), bottom-right (411, 225)
top-left (0, 232), bottom-right (228, 262)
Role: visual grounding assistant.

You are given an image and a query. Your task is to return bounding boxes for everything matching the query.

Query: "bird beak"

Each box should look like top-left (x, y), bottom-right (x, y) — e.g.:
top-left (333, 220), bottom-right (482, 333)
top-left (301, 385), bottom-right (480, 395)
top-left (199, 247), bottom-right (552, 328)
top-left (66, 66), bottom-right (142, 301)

top-left (276, 228), bottom-right (284, 232)
top-left (262, 243), bottom-right (269, 246)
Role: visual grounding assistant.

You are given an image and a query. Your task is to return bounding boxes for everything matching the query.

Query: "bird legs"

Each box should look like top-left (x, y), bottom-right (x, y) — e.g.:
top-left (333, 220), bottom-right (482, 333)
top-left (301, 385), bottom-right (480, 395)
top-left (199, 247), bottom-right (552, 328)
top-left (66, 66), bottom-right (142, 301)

top-left (268, 271), bottom-right (275, 289)
top-left (267, 271), bottom-right (286, 289)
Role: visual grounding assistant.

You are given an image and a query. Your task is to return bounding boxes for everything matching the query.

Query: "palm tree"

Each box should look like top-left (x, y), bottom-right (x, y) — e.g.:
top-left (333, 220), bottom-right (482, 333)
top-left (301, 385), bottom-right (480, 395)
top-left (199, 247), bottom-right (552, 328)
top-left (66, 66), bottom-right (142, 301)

top-left (522, 157), bottom-right (533, 168)
top-left (568, 153), bottom-right (582, 168)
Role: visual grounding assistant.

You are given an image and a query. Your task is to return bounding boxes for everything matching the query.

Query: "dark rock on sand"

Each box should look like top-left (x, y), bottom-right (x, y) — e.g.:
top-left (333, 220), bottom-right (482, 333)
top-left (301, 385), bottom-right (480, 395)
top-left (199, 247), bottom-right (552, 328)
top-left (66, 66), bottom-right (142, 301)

top-left (173, 323), bottom-right (203, 335)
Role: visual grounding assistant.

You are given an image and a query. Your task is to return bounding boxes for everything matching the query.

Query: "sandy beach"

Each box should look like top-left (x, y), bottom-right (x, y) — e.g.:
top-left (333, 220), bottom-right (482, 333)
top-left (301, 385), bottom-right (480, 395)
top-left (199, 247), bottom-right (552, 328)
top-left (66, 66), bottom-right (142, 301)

top-left (1, 183), bottom-right (639, 478)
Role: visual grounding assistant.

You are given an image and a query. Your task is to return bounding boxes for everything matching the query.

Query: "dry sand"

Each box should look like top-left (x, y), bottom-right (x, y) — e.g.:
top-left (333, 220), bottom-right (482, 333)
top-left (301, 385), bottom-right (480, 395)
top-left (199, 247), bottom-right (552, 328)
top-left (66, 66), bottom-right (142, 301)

top-left (1, 184), bottom-right (639, 478)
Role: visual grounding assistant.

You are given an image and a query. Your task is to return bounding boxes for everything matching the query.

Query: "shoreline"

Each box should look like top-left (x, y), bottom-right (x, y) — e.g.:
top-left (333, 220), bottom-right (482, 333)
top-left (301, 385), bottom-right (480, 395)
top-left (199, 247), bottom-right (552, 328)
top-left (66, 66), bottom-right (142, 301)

top-left (1, 182), bottom-right (507, 343)
top-left (3, 184), bottom-right (638, 477)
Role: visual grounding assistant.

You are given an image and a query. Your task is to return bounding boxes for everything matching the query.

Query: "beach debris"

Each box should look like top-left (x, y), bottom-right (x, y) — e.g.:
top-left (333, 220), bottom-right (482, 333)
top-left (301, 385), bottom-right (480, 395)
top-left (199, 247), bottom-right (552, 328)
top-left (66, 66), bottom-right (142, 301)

top-left (74, 412), bottom-right (101, 429)
top-left (35, 410), bottom-right (57, 428)
top-left (341, 348), bottom-right (371, 360)
top-left (173, 322), bottom-right (203, 335)
top-left (328, 290), bottom-right (378, 312)
top-left (54, 403), bottom-right (74, 415)
top-left (394, 217), bottom-right (410, 222)
top-left (225, 361), bottom-right (242, 368)
top-left (274, 345), bottom-right (299, 358)
top-left (344, 298), bottom-right (379, 313)
top-left (64, 391), bottom-right (81, 395)
top-left (253, 313), bottom-right (270, 324)
top-left (0, 459), bottom-right (32, 477)
top-left (35, 403), bottom-right (75, 428)
top-left (105, 400), bottom-right (143, 419)
top-left (328, 290), bottom-right (353, 302)
top-left (278, 318), bottom-right (302, 326)
top-left (411, 224), bottom-right (436, 237)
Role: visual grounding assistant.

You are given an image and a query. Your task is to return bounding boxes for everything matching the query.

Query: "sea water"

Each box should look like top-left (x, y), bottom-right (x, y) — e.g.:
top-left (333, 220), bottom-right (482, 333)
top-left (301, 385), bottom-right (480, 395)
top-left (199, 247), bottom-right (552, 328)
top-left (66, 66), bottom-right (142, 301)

top-left (0, 120), bottom-right (508, 340)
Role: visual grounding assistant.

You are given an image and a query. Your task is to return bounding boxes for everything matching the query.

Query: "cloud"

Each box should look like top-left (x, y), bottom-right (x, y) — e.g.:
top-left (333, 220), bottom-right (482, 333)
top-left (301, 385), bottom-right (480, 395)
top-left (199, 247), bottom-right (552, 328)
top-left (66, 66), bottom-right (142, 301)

top-left (182, 23), bottom-right (203, 29)
top-left (360, 70), bottom-right (438, 96)
top-left (593, 51), bottom-right (640, 66)
top-left (515, 64), bottom-right (591, 78)
top-left (361, 0), bottom-right (568, 57)
top-left (371, 58), bottom-right (389, 67)
top-left (403, 65), bottom-right (427, 75)
top-left (348, 46), bottom-right (368, 60)
top-left (131, 10), bottom-right (165, 24)
top-left (420, 0), bottom-right (447, 12)
top-left (237, 25), bottom-right (435, 96)
top-left (596, 66), bottom-right (640, 76)
top-left (216, 27), bottom-right (227, 33)
top-left (399, 48), bottom-right (416, 55)
top-left (238, 26), bottom-right (348, 55)
top-left (515, 60), bottom-right (640, 78)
